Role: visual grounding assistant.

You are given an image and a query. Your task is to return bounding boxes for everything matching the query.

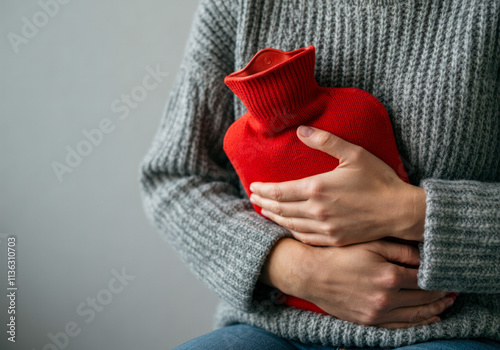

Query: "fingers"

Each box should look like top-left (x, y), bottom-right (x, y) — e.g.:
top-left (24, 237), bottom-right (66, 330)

top-left (392, 266), bottom-right (420, 289)
top-left (250, 179), bottom-right (310, 202)
top-left (371, 240), bottom-right (421, 267)
top-left (289, 231), bottom-right (335, 247)
top-left (391, 290), bottom-right (449, 308)
top-left (367, 241), bottom-right (422, 289)
top-left (386, 294), bottom-right (456, 324)
top-left (376, 316), bottom-right (441, 329)
top-left (259, 210), bottom-right (323, 234)
top-left (249, 194), bottom-right (311, 218)
top-left (352, 293), bottom-right (454, 326)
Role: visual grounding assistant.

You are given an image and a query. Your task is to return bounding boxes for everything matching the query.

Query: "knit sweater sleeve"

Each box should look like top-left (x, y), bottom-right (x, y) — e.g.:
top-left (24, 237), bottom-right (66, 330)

top-left (139, 0), bottom-right (291, 311)
top-left (417, 178), bottom-right (500, 293)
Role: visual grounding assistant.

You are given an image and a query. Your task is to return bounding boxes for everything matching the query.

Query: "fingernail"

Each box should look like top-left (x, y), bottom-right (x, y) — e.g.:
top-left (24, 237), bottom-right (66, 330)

top-left (298, 125), bottom-right (315, 137)
top-left (261, 209), bottom-right (269, 217)
top-left (250, 184), bottom-right (255, 192)
top-left (445, 296), bottom-right (455, 307)
top-left (249, 195), bottom-right (256, 204)
top-left (446, 292), bottom-right (458, 301)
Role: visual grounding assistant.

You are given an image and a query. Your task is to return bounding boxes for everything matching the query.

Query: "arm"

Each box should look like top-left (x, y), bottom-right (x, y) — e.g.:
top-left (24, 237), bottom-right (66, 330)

top-left (251, 126), bottom-right (500, 294)
top-left (139, 0), bottom-right (291, 311)
top-left (260, 237), bottom-right (455, 328)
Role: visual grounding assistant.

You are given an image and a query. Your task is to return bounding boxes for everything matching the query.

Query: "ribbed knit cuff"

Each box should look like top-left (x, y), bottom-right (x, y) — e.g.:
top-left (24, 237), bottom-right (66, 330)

top-left (417, 179), bottom-right (500, 293)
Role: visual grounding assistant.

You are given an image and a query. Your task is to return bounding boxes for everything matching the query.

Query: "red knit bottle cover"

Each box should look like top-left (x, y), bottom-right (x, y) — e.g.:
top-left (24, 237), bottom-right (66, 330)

top-left (223, 45), bottom-right (410, 315)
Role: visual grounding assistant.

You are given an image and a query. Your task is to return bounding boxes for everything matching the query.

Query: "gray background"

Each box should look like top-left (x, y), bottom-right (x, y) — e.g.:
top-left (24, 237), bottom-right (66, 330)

top-left (0, 1), bottom-right (220, 349)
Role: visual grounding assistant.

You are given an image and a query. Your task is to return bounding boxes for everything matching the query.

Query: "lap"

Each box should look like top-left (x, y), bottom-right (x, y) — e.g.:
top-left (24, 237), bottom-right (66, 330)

top-left (395, 339), bottom-right (500, 350)
top-left (174, 324), bottom-right (297, 350)
top-left (174, 324), bottom-right (500, 350)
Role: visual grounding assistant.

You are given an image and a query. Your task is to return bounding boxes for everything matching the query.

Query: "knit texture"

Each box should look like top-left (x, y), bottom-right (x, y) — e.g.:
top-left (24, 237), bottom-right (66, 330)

top-left (224, 45), bottom-right (410, 314)
top-left (139, 0), bottom-right (500, 347)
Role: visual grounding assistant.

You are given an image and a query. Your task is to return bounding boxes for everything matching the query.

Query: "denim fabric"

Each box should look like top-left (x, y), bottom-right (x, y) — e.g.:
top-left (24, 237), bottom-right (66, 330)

top-left (174, 324), bottom-right (500, 350)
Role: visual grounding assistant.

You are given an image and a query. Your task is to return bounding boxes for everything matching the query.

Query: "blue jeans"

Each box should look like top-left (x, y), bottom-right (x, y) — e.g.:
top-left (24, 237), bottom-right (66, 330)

top-left (174, 324), bottom-right (500, 350)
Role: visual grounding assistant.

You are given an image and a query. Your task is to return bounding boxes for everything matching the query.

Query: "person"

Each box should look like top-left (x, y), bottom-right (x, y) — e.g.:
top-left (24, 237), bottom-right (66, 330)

top-left (138, 0), bottom-right (500, 349)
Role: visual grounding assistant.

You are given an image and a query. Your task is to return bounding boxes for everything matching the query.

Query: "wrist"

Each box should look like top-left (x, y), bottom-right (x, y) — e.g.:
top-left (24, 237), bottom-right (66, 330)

top-left (259, 237), bottom-right (311, 298)
top-left (395, 184), bottom-right (427, 242)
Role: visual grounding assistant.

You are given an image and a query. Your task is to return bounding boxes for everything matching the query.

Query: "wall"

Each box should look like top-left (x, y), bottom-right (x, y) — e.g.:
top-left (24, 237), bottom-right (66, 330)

top-left (0, 1), bottom-right (220, 349)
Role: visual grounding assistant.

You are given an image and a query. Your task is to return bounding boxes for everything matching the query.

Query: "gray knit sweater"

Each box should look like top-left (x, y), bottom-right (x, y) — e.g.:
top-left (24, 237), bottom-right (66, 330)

top-left (139, 0), bottom-right (500, 347)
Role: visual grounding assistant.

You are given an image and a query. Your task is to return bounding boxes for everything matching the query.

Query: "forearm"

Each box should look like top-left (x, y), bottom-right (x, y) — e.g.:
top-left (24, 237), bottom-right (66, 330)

top-left (260, 238), bottom-right (453, 328)
top-left (258, 237), bottom-right (310, 298)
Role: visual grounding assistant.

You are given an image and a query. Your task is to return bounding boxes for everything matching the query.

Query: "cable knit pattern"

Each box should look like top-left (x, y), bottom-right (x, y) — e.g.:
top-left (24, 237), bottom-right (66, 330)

top-left (139, 0), bottom-right (500, 347)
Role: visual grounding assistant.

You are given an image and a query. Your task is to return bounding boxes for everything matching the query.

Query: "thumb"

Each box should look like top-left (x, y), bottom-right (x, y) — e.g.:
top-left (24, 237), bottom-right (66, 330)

top-left (296, 125), bottom-right (358, 162)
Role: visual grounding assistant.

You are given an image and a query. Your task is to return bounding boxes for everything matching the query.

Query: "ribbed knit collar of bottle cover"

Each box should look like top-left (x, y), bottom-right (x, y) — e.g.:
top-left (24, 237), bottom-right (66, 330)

top-left (224, 45), bottom-right (325, 131)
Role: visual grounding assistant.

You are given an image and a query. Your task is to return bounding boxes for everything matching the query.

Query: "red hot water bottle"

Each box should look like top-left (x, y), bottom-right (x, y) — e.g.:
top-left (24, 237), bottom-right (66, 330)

top-left (223, 45), bottom-right (410, 315)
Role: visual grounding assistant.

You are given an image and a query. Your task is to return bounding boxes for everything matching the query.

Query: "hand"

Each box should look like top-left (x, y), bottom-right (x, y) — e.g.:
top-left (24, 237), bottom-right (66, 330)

top-left (249, 126), bottom-right (427, 246)
top-left (260, 238), bottom-right (455, 329)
